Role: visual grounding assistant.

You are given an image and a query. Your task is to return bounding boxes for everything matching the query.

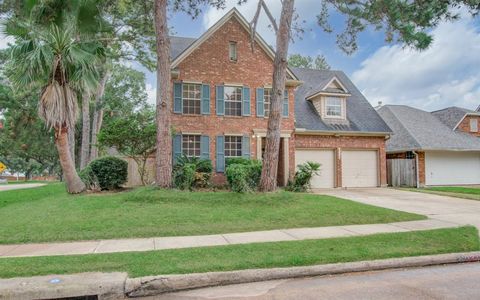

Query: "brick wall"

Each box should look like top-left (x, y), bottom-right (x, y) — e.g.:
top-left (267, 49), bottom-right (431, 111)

top-left (295, 135), bottom-right (387, 187)
top-left (457, 115), bottom-right (480, 137)
top-left (171, 16), bottom-right (295, 181)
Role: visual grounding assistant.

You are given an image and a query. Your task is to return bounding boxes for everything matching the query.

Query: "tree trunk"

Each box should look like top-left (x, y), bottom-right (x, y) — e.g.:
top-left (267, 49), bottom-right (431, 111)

top-left (90, 72), bottom-right (109, 162)
top-left (259, 0), bottom-right (295, 192)
top-left (154, 0), bottom-right (173, 188)
top-left (68, 128), bottom-right (76, 167)
top-left (80, 93), bottom-right (90, 169)
top-left (55, 126), bottom-right (86, 194)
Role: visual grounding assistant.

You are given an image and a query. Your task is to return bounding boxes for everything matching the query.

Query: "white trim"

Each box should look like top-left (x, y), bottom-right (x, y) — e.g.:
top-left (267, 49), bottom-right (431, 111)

top-left (224, 133), bottom-right (244, 136)
top-left (170, 8), bottom-right (299, 81)
top-left (181, 131), bottom-right (202, 135)
top-left (181, 80), bottom-right (203, 85)
top-left (322, 76), bottom-right (349, 93)
top-left (223, 82), bottom-right (244, 87)
top-left (294, 128), bottom-right (391, 137)
top-left (306, 91), bottom-right (351, 100)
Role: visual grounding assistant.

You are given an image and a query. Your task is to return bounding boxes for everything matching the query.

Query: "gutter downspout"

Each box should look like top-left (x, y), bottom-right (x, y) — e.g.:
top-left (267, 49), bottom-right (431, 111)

top-left (412, 151), bottom-right (420, 188)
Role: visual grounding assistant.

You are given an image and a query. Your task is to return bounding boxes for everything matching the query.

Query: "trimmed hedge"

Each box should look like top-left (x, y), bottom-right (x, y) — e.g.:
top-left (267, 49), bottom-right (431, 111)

top-left (80, 156), bottom-right (128, 190)
top-left (225, 159), bottom-right (262, 193)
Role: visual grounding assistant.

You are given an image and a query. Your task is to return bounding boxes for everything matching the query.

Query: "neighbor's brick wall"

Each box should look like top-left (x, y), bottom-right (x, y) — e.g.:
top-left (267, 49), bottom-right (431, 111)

top-left (171, 17), bottom-right (296, 183)
top-left (457, 115), bottom-right (480, 137)
top-left (295, 135), bottom-right (387, 187)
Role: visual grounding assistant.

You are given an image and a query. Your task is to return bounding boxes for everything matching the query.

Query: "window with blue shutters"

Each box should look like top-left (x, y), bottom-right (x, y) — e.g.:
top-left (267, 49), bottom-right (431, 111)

top-left (242, 87), bottom-right (250, 116)
top-left (200, 136), bottom-right (210, 160)
top-left (242, 135), bottom-right (251, 158)
top-left (173, 83), bottom-right (182, 113)
top-left (216, 136), bottom-right (225, 172)
top-left (172, 134), bottom-right (182, 162)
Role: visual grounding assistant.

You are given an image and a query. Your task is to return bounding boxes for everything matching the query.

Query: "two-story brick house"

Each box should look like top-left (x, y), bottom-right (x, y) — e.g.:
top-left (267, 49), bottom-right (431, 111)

top-left (128, 9), bottom-right (392, 188)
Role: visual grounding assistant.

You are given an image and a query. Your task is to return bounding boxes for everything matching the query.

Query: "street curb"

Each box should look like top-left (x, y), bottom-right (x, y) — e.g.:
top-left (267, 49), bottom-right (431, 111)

top-left (124, 251), bottom-right (480, 297)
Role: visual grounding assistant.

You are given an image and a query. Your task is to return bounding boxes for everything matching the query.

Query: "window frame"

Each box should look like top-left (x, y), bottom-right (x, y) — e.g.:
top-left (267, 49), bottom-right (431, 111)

top-left (224, 135), bottom-right (242, 157)
top-left (263, 88), bottom-right (272, 117)
top-left (224, 86), bottom-right (243, 116)
top-left (182, 134), bottom-right (201, 157)
top-left (181, 83), bottom-right (202, 115)
top-left (469, 118), bottom-right (478, 132)
top-left (324, 96), bottom-right (345, 119)
top-left (228, 41), bottom-right (237, 62)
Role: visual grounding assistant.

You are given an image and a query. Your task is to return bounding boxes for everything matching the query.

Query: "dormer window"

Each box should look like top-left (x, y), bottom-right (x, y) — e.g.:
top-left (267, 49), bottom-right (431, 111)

top-left (325, 97), bottom-right (343, 117)
top-left (229, 41), bottom-right (237, 61)
top-left (470, 118), bottom-right (478, 132)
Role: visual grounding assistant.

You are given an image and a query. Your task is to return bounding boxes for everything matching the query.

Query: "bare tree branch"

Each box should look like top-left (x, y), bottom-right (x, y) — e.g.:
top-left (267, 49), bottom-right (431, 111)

top-left (261, 1), bottom-right (278, 33)
top-left (249, 0), bottom-right (263, 51)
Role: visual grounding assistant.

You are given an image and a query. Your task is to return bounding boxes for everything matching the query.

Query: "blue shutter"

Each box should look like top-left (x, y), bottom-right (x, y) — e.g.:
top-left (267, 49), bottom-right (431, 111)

top-left (256, 88), bottom-right (264, 117)
top-left (283, 89), bottom-right (289, 117)
top-left (242, 87), bottom-right (251, 116)
top-left (200, 135), bottom-right (210, 160)
top-left (172, 134), bottom-right (182, 163)
top-left (216, 136), bottom-right (225, 172)
top-left (216, 85), bottom-right (224, 115)
top-left (173, 82), bottom-right (182, 113)
top-left (242, 135), bottom-right (251, 159)
top-left (201, 84), bottom-right (210, 115)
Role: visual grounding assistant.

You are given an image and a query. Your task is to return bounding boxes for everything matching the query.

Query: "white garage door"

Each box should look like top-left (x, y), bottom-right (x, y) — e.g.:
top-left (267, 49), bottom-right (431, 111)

top-left (295, 149), bottom-right (335, 188)
top-left (425, 151), bottom-right (480, 185)
top-left (342, 150), bottom-right (378, 187)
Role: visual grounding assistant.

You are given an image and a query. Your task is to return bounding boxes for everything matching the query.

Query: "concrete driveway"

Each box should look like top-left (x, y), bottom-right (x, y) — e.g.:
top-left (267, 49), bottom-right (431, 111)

top-left (319, 188), bottom-right (480, 231)
top-left (0, 183), bottom-right (45, 192)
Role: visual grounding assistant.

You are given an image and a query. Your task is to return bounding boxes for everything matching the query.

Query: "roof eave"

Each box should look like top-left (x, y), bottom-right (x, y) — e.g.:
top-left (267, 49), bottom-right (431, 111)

top-left (295, 128), bottom-right (391, 137)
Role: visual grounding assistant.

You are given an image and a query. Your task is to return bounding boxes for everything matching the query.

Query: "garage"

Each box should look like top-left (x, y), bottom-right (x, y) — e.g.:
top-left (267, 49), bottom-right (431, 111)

top-left (295, 149), bottom-right (335, 188)
top-left (342, 150), bottom-right (379, 187)
top-left (425, 151), bottom-right (480, 186)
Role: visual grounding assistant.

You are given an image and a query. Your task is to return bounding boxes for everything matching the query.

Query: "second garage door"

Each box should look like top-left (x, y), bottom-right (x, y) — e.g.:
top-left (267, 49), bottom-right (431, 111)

top-left (342, 150), bottom-right (378, 187)
top-left (425, 151), bottom-right (480, 185)
top-left (295, 149), bottom-right (335, 188)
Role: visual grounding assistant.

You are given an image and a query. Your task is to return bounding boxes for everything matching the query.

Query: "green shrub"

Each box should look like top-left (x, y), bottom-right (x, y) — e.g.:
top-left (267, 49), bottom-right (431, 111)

top-left (226, 157), bottom-right (251, 167)
top-left (173, 155), bottom-right (213, 190)
top-left (225, 159), bottom-right (262, 193)
top-left (81, 156), bottom-right (128, 190)
top-left (286, 161), bottom-right (321, 192)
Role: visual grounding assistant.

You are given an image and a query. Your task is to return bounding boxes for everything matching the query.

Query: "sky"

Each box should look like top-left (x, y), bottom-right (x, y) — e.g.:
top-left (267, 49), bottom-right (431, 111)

top-left (1, 1), bottom-right (479, 112)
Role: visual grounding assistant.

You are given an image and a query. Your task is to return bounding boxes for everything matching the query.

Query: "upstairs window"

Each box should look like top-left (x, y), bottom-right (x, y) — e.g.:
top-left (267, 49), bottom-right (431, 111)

top-left (224, 86), bottom-right (242, 116)
top-left (470, 118), bottom-right (478, 132)
top-left (229, 41), bottom-right (237, 61)
top-left (325, 97), bottom-right (343, 118)
top-left (182, 83), bottom-right (201, 114)
top-left (182, 135), bottom-right (201, 157)
top-left (224, 136), bottom-right (242, 157)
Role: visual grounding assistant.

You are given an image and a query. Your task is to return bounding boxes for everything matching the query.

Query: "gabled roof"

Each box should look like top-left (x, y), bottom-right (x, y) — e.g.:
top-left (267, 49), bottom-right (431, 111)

top-left (293, 67), bottom-right (391, 134)
top-left (378, 105), bottom-right (480, 152)
top-left (431, 106), bottom-right (477, 130)
top-left (305, 76), bottom-right (350, 99)
top-left (169, 8), bottom-right (298, 81)
top-left (170, 36), bottom-right (196, 60)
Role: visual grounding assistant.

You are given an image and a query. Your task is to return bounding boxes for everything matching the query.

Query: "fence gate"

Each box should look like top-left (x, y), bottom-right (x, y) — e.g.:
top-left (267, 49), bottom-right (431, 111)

top-left (387, 159), bottom-right (417, 187)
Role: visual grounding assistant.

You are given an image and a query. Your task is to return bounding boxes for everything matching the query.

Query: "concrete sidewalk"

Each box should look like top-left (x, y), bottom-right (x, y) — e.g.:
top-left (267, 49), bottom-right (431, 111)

top-left (0, 219), bottom-right (458, 258)
top-left (0, 183), bottom-right (45, 192)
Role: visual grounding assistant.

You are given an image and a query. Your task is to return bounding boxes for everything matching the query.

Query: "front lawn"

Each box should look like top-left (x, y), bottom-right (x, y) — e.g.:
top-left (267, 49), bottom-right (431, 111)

top-left (0, 184), bottom-right (424, 244)
top-left (0, 227), bottom-right (477, 279)
top-left (402, 186), bottom-right (480, 200)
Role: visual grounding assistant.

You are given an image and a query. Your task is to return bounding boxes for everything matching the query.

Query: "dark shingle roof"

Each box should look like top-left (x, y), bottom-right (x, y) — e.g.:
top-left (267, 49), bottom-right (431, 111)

top-left (292, 67), bottom-right (391, 133)
top-left (431, 106), bottom-right (474, 130)
top-left (170, 36), bottom-right (197, 60)
top-left (378, 105), bottom-right (480, 152)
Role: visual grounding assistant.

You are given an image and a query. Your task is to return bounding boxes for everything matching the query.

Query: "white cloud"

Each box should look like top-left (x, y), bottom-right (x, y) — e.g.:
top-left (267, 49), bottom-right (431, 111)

top-left (146, 83), bottom-right (156, 105)
top-left (202, 0), bottom-right (320, 46)
top-left (352, 15), bottom-right (480, 111)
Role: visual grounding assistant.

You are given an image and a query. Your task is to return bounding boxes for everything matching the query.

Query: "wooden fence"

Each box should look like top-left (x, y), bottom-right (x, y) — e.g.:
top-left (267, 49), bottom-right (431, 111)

top-left (387, 159), bottom-right (417, 187)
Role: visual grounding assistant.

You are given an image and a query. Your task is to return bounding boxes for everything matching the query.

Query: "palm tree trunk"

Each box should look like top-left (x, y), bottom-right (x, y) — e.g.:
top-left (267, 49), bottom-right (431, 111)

top-left (55, 126), bottom-right (86, 194)
top-left (154, 0), bottom-right (173, 188)
top-left (80, 93), bottom-right (90, 169)
top-left (90, 72), bottom-right (109, 162)
top-left (259, 0), bottom-right (295, 192)
top-left (68, 128), bottom-right (76, 167)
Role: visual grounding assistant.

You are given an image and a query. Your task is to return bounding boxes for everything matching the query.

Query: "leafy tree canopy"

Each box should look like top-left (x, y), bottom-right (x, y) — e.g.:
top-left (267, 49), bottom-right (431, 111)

top-left (288, 54), bottom-right (330, 70)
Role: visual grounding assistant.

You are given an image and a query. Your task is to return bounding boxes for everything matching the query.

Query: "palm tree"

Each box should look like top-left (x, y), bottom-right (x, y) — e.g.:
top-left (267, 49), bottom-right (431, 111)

top-left (5, 18), bottom-right (104, 193)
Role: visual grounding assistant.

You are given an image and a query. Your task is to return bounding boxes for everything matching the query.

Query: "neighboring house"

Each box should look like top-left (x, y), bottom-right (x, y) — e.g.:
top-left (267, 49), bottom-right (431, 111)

top-left (132, 8), bottom-right (391, 188)
top-left (432, 106), bottom-right (480, 137)
top-left (378, 105), bottom-right (480, 186)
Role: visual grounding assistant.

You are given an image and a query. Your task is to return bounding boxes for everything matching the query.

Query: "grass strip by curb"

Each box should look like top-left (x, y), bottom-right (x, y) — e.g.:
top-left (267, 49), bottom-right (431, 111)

top-left (399, 187), bottom-right (480, 201)
top-left (0, 226), bottom-right (478, 279)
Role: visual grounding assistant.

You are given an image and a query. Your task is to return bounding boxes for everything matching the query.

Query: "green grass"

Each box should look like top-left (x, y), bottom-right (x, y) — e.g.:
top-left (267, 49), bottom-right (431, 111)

top-left (0, 227), bottom-right (477, 279)
top-left (0, 184), bottom-right (425, 244)
top-left (401, 186), bottom-right (480, 200)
